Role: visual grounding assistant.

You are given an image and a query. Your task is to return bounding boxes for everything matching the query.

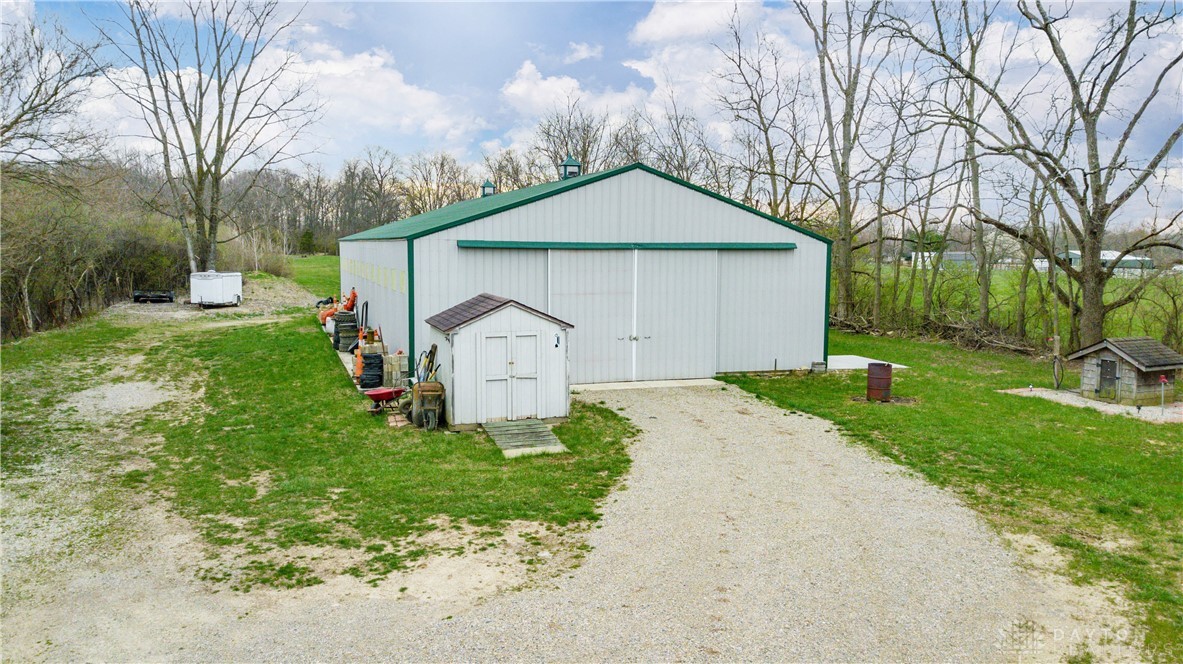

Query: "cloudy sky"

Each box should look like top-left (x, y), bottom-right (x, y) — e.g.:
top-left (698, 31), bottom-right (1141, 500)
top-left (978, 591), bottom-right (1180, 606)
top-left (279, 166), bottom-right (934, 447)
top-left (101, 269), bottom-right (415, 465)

top-left (15, 0), bottom-right (1183, 226)
top-left (32, 0), bottom-right (765, 171)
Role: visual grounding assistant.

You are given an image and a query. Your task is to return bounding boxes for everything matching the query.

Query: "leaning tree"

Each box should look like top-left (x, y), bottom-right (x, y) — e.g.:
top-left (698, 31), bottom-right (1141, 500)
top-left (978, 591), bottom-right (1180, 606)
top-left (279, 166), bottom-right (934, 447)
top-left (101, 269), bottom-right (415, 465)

top-left (887, 0), bottom-right (1183, 346)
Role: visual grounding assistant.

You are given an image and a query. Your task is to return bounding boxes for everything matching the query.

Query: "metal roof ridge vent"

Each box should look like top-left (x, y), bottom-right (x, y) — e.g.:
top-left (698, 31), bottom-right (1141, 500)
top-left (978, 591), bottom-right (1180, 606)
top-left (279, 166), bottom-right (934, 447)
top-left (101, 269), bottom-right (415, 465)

top-left (559, 155), bottom-right (582, 180)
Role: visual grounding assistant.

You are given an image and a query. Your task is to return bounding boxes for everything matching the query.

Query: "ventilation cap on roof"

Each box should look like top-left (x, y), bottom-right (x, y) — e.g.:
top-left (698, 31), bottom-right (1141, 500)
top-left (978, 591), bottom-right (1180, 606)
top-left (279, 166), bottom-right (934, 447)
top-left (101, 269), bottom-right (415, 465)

top-left (560, 155), bottom-right (582, 180)
top-left (480, 180), bottom-right (496, 197)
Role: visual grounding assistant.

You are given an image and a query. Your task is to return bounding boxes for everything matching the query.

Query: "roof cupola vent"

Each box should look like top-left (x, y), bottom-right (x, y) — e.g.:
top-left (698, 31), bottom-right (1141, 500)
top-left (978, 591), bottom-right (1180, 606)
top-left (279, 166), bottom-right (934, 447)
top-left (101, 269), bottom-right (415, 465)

top-left (480, 180), bottom-right (496, 197)
top-left (560, 155), bottom-right (582, 180)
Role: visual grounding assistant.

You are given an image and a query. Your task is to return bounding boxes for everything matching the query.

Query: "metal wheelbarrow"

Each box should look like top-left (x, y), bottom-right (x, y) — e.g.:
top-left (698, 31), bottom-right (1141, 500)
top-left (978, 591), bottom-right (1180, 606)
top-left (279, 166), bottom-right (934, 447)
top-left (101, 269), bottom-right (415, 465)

top-left (363, 387), bottom-right (407, 416)
top-left (411, 381), bottom-right (445, 430)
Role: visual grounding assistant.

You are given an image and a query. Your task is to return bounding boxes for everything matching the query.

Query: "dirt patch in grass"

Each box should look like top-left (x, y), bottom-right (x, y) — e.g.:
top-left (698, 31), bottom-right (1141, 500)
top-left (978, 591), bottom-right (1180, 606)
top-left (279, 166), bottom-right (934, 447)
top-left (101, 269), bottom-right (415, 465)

top-left (3, 283), bottom-right (620, 660)
top-left (101, 274), bottom-right (313, 326)
top-left (1003, 532), bottom-right (1141, 662)
top-left (59, 380), bottom-right (182, 423)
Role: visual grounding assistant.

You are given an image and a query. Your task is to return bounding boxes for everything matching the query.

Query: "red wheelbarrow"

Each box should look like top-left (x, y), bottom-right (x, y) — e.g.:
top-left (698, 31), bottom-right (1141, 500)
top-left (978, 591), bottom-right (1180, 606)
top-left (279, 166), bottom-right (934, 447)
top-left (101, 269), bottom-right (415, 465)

top-left (363, 387), bottom-right (407, 416)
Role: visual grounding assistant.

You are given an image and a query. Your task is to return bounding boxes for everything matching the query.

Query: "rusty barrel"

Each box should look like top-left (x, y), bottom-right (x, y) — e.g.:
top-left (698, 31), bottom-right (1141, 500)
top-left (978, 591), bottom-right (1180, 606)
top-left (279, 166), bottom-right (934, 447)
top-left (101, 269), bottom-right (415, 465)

top-left (867, 362), bottom-right (892, 402)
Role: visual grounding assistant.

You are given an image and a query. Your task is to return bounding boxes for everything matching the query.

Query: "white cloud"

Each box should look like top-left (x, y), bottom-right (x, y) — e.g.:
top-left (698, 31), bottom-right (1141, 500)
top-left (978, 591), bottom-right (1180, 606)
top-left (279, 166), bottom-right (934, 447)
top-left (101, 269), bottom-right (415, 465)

top-left (1, 0), bottom-right (35, 25)
top-left (501, 60), bottom-right (648, 119)
top-left (75, 39), bottom-right (488, 171)
top-left (501, 60), bottom-right (582, 116)
top-left (563, 41), bottom-right (603, 64)
top-left (630, 1), bottom-right (759, 44)
top-left (294, 44), bottom-right (488, 150)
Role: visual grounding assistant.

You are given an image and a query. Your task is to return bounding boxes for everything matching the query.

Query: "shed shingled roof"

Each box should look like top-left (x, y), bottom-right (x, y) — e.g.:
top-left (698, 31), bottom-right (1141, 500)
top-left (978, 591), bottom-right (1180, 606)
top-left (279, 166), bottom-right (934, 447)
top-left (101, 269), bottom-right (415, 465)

top-left (425, 293), bottom-right (573, 333)
top-left (1066, 337), bottom-right (1183, 372)
top-left (337, 162), bottom-right (833, 245)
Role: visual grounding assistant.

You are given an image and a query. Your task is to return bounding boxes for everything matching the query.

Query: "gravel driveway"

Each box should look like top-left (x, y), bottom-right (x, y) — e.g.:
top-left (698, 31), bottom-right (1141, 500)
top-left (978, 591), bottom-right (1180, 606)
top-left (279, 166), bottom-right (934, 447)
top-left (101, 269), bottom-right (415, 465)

top-left (8, 384), bottom-right (1126, 661)
top-left (185, 385), bottom-right (1050, 661)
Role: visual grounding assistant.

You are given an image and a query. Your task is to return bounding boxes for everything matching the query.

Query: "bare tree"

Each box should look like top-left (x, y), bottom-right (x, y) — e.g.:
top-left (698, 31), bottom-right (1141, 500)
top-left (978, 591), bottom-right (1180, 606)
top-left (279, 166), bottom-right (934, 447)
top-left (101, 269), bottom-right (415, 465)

top-left (361, 146), bottom-right (401, 224)
top-left (399, 151), bottom-right (475, 216)
top-left (533, 98), bottom-right (627, 173)
top-left (482, 147), bottom-right (551, 192)
top-left (634, 93), bottom-right (733, 194)
top-left (96, 0), bottom-right (319, 272)
top-left (715, 13), bottom-right (795, 220)
top-left (1, 14), bottom-right (104, 183)
top-left (887, 0), bottom-right (1183, 346)
top-left (793, 0), bottom-right (889, 319)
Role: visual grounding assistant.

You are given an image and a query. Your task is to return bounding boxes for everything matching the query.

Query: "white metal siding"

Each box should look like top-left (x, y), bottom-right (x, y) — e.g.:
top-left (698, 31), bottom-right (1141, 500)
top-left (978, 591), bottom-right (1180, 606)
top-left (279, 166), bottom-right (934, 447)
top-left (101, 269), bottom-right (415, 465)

top-left (348, 168), bottom-right (828, 381)
top-left (636, 250), bottom-right (718, 380)
top-left (413, 240), bottom-right (547, 342)
top-left (339, 239), bottom-right (410, 353)
top-left (717, 250), bottom-right (826, 371)
top-left (549, 250), bottom-right (634, 384)
top-left (435, 169), bottom-right (824, 243)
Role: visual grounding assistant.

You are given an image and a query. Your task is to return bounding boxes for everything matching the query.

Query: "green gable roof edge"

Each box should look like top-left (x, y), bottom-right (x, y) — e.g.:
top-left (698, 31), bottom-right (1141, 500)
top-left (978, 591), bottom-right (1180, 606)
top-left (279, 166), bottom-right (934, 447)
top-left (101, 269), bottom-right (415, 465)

top-left (339, 162), bottom-right (833, 246)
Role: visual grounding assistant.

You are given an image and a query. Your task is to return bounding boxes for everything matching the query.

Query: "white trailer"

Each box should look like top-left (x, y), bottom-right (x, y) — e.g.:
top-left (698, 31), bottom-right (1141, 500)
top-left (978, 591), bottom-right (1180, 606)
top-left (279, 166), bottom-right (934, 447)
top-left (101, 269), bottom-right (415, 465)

top-left (189, 271), bottom-right (243, 307)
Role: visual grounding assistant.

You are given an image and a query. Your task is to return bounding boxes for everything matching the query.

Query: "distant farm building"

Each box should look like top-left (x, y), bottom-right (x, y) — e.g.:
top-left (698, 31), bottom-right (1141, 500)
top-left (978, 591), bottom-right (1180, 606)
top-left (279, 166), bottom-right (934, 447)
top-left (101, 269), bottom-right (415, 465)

top-left (1066, 337), bottom-right (1183, 406)
top-left (1055, 250), bottom-right (1154, 274)
top-left (904, 251), bottom-right (976, 269)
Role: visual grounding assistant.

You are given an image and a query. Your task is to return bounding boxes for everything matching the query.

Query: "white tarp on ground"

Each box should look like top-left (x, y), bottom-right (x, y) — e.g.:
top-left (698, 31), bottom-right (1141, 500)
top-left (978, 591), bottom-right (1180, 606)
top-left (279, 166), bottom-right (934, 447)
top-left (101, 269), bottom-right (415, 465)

top-left (826, 355), bottom-right (909, 370)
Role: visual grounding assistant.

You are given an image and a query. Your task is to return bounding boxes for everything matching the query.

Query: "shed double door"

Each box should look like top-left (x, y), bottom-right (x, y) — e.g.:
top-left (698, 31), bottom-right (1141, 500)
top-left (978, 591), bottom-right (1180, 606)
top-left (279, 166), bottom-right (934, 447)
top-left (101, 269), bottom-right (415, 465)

top-left (549, 249), bottom-right (717, 383)
top-left (480, 332), bottom-right (540, 422)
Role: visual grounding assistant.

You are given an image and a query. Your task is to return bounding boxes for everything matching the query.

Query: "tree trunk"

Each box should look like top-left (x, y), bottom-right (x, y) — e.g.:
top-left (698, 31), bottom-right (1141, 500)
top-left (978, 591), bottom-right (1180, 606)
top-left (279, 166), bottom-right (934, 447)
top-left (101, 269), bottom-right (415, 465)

top-left (835, 192), bottom-right (854, 319)
top-left (1079, 267), bottom-right (1107, 347)
top-left (21, 264), bottom-right (37, 334)
top-left (1016, 243), bottom-right (1034, 339)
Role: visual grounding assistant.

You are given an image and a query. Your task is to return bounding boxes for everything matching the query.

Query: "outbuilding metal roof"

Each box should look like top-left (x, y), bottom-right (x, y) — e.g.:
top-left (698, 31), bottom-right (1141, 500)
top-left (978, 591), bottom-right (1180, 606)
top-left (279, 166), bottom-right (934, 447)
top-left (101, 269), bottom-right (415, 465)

top-left (1067, 336), bottom-right (1183, 371)
top-left (425, 293), bottom-right (573, 333)
top-left (339, 162), bottom-right (833, 244)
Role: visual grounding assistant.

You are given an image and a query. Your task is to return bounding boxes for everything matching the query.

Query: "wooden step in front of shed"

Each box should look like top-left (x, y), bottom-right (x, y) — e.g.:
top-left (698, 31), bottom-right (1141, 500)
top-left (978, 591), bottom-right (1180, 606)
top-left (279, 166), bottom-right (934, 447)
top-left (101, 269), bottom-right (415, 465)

top-left (482, 419), bottom-right (568, 458)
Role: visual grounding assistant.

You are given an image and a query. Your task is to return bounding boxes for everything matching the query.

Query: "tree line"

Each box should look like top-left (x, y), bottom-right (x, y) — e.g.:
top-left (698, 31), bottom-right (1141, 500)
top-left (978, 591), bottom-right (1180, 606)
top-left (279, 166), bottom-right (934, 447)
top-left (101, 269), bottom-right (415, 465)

top-left (3, 0), bottom-right (1180, 350)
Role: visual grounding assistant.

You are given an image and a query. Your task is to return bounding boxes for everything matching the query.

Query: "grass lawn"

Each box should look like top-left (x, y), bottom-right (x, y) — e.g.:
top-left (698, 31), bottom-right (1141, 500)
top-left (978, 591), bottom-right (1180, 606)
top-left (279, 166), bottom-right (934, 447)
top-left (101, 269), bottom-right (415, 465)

top-left (723, 331), bottom-right (1183, 658)
top-left (139, 316), bottom-right (633, 587)
top-left (2, 271), bottom-right (634, 592)
top-left (288, 254), bottom-right (340, 299)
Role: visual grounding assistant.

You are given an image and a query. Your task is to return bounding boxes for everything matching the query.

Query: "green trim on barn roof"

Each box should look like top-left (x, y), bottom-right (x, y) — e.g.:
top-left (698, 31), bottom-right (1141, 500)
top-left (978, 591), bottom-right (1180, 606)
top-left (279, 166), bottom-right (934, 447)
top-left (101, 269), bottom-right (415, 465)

top-left (338, 163), bottom-right (834, 246)
top-left (457, 241), bottom-right (798, 251)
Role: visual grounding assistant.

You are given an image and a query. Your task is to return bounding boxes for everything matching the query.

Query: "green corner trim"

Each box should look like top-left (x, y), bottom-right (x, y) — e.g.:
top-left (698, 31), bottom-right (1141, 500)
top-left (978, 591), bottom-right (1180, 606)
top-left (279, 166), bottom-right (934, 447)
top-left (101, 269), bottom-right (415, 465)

top-left (824, 242), bottom-right (832, 363)
top-left (457, 241), bottom-right (797, 251)
top-left (406, 239), bottom-right (416, 360)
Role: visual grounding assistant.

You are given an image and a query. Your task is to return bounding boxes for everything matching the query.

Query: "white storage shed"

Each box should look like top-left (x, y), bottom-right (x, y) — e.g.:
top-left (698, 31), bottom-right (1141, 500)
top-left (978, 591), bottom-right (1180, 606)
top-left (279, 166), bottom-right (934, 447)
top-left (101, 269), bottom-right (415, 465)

top-left (426, 293), bottom-right (572, 427)
top-left (340, 162), bottom-right (832, 384)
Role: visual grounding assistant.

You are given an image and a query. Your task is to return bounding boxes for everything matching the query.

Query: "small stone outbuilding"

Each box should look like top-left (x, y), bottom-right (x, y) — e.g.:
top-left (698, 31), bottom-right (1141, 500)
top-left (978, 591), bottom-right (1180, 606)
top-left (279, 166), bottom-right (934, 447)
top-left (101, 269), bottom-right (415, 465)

top-left (1066, 337), bottom-right (1183, 406)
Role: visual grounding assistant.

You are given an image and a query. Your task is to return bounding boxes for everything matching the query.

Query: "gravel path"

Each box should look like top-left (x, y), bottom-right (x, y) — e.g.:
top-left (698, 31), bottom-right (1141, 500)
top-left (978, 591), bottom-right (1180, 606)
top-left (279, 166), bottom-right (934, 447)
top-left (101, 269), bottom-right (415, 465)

top-left (186, 385), bottom-right (1047, 661)
top-left (1001, 386), bottom-right (1183, 423)
top-left (8, 384), bottom-right (1129, 661)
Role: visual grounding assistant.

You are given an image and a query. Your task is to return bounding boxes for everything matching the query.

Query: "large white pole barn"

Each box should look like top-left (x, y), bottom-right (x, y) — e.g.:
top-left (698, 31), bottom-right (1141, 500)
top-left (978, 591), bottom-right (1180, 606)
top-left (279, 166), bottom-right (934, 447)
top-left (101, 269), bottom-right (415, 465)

top-left (339, 163), bottom-right (832, 384)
